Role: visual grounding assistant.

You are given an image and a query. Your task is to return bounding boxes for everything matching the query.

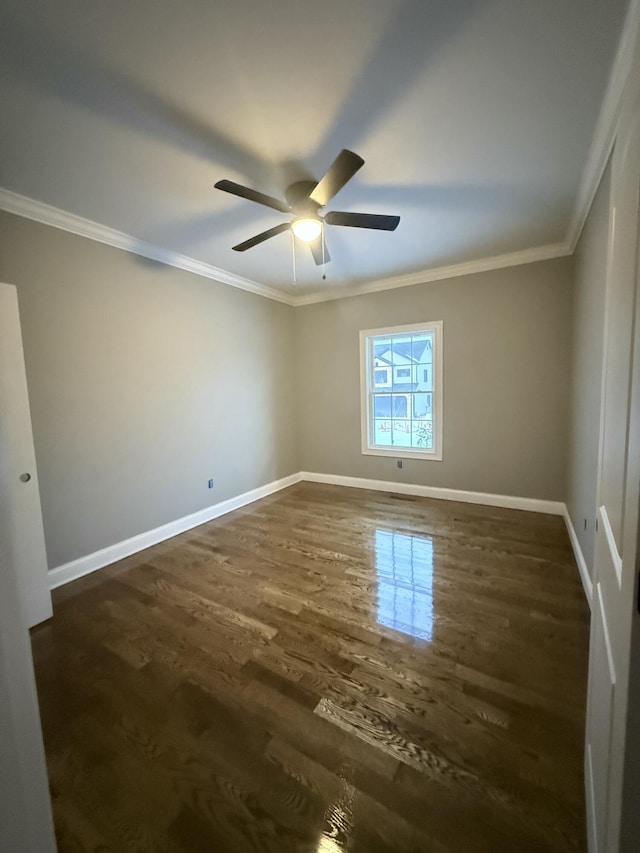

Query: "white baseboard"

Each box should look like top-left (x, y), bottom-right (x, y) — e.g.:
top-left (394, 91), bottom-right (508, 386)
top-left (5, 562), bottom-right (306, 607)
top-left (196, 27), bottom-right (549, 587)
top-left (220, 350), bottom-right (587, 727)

top-left (48, 472), bottom-right (302, 590)
top-left (563, 506), bottom-right (594, 608)
top-left (48, 471), bottom-right (586, 595)
top-left (300, 471), bottom-right (565, 516)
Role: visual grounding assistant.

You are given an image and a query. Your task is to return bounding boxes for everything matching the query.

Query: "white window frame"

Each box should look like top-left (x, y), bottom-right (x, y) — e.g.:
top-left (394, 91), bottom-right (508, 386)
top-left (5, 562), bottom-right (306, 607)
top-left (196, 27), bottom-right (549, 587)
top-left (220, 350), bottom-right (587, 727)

top-left (360, 320), bottom-right (443, 461)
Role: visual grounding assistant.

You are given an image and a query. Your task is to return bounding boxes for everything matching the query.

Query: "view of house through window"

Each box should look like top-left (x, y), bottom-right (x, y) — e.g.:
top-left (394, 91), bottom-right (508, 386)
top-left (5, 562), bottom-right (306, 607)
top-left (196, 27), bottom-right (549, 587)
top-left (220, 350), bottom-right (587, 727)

top-left (360, 321), bottom-right (442, 460)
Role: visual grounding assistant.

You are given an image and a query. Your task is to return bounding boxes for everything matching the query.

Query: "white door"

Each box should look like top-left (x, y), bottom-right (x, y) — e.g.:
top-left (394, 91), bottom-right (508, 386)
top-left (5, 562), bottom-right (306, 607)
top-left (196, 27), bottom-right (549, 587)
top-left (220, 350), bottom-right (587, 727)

top-left (584, 65), bottom-right (640, 853)
top-left (0, 283), bottom-right (52, 626)
top-left (0, 281), bottom-right (57, 848)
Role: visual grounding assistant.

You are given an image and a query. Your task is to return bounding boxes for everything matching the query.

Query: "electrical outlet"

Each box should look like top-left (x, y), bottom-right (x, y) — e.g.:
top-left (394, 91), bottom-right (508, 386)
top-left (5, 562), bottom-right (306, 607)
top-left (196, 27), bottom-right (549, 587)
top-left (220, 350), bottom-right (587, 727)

top-left (208, 479), bottom-right (214, 489)
top-left (397, 460), bottom-right (403, 469)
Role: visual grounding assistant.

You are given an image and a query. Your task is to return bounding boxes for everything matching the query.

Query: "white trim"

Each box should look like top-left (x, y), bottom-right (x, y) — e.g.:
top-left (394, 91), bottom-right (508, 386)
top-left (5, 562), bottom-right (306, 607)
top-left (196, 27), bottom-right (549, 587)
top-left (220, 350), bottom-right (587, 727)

top-left (596, 580), bottom-right (617, 688)
top-left (567, 0), bottom-right (640, 251)
top-left (293, 242), bottom-right (571, 306)
top-left (598, 504), bottom-right (623, 588)
top-left (586, 743), bottom-right (598, 853)
top-left (0, 187), bottom-right (570, 306)
top-left (300, 471), bottom-right (565, 515)
top-left (0, 188), bottom-right (295, 307)
top-left (46, 472), bottom-right (585, 592)
top-left (594, 203), bottom-right (617, 528)
top-left (47, 472), bottom-right (302, 589)
top-left (563, 507), bottom-right (594, 608)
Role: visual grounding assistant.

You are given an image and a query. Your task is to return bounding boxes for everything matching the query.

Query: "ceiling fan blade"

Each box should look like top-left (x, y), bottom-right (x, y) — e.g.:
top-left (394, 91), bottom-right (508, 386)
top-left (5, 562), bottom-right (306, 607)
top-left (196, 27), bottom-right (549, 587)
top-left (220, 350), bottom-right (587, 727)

top-left (232, 222), bottom-right (290, 252)
top-left (309, 150), bottom-right (365, 207)
top-left (308, 236), bottom-right (331, 266)
top-left (215, 179), bottom-right (290, 213)
top-left (325, 211), bottom-right (400, 231)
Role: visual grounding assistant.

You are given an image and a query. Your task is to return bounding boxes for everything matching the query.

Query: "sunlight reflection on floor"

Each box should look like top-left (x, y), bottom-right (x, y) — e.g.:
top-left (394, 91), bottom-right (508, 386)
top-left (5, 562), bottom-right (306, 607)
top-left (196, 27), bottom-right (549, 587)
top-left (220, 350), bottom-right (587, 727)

top-left (375, 529), bottom-right (434, 642)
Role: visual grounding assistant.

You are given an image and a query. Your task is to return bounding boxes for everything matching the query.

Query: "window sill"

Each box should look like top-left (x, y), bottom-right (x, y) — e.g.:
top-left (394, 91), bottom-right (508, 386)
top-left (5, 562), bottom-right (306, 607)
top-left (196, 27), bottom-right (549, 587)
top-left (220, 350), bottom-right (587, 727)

top-left (362, 447), bottom-right (443, 462)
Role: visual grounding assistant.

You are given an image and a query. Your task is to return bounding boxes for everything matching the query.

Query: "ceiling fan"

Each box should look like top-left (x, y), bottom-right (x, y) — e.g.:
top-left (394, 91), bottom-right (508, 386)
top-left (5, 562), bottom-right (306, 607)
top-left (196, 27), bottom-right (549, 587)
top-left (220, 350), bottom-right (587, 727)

top-left (214, 149), bottom-right (400, 265)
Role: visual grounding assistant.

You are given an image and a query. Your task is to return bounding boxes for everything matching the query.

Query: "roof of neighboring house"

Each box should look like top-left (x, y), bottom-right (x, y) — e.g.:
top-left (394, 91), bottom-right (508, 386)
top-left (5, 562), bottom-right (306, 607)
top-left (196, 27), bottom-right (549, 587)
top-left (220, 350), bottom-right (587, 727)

top-left (373, 339), bottom-right (431, 365)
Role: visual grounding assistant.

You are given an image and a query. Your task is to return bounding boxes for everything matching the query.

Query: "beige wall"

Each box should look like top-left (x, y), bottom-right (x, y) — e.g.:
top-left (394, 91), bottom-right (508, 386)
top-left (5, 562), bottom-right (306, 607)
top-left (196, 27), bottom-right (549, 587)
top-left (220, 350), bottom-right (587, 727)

top-left (0, 212), bottom-right (298, 568)
top-left (566, 161), bottom-right (611, 577)
top-left (295, 258), bottom-right (573, 501)
top-left (0, 208), bottom-right (579, 570)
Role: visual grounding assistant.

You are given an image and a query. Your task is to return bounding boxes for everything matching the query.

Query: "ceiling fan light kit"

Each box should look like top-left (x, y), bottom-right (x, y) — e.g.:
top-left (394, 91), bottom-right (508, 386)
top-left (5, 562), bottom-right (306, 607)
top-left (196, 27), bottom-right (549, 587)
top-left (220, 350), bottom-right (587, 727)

top-left (214, 149), bottom-right (400, 267)
top-left (291, 217), bottom-right (322, 242)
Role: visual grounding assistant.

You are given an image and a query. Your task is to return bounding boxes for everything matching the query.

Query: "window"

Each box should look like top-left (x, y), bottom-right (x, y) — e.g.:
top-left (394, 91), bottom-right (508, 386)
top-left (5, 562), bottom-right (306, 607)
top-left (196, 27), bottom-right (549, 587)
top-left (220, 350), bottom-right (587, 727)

top-left (360, 321), bottom-right (443, 460)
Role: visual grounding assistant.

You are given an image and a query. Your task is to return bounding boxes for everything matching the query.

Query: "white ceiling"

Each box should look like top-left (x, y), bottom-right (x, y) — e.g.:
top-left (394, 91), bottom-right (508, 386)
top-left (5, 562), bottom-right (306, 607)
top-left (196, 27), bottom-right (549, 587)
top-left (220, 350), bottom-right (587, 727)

top-left (0, 0), bottom-right (630, 299)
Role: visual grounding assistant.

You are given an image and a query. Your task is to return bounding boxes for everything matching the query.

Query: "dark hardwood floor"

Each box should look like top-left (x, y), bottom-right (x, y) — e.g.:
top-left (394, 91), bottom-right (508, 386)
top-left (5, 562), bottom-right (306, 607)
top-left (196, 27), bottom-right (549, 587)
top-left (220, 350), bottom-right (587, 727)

top-left (31, 482), bottom-right (590, 852)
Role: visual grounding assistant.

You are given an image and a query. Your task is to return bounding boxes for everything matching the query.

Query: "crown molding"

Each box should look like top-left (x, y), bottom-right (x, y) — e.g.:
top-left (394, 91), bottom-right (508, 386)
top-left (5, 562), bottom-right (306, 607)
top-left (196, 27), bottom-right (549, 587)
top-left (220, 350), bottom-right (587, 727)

top-left (0, 186), bottom-right (571, 306)
top-left (291, 241), bottom-right (571, 306)
top-left (2, 0), bottom-right (638, 311)
top-left (567, 0), bottom-right (640, 252)
top-left (0, 188), bottom-right (295, 306)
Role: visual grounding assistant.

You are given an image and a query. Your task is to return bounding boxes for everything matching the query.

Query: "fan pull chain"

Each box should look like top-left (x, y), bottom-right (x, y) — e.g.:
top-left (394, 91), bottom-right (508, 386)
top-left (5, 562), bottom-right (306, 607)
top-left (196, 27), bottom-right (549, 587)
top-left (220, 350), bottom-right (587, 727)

top-left (322, 222), bottom-right (327, 281)
top-left (291, 229), bottom-right (297, 286)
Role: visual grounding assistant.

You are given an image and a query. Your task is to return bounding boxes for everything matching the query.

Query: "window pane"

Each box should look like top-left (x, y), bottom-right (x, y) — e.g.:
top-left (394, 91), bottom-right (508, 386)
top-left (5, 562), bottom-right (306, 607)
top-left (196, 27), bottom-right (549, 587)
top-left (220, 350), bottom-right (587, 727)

top-left (411, 333), bottom-right (432, 363)
top-left (392, 363), bottom-right (415, 391)
top-left (417, 364), bottom-right (433, 391)
top-left (373, 339), bottom-right (393, 373)
top-left (373, 338), bottom-right (392, 354)
top-left (391, 394), bottom-right (408, 417)
top-left (411, 419), bottom-right (433, 449)
top-left (373, 395), bottom-right (391, 417)
top-left (373, 367), bottom-right (390, 388)
top-left (374, 418), bottom-right (392, 445)
top-left (413, 392), bottom-right (432, 418)
top-left (390, 335), bottom-right (413, 364)
top-left (390, 419), bottom-right (411, 447)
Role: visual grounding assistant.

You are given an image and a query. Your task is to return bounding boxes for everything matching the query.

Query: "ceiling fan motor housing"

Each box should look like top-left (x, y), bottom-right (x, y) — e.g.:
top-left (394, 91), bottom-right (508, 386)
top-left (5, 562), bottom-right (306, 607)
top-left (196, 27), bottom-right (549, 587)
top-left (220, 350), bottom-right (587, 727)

top-left (285, 180), bottom-right (321, 214)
